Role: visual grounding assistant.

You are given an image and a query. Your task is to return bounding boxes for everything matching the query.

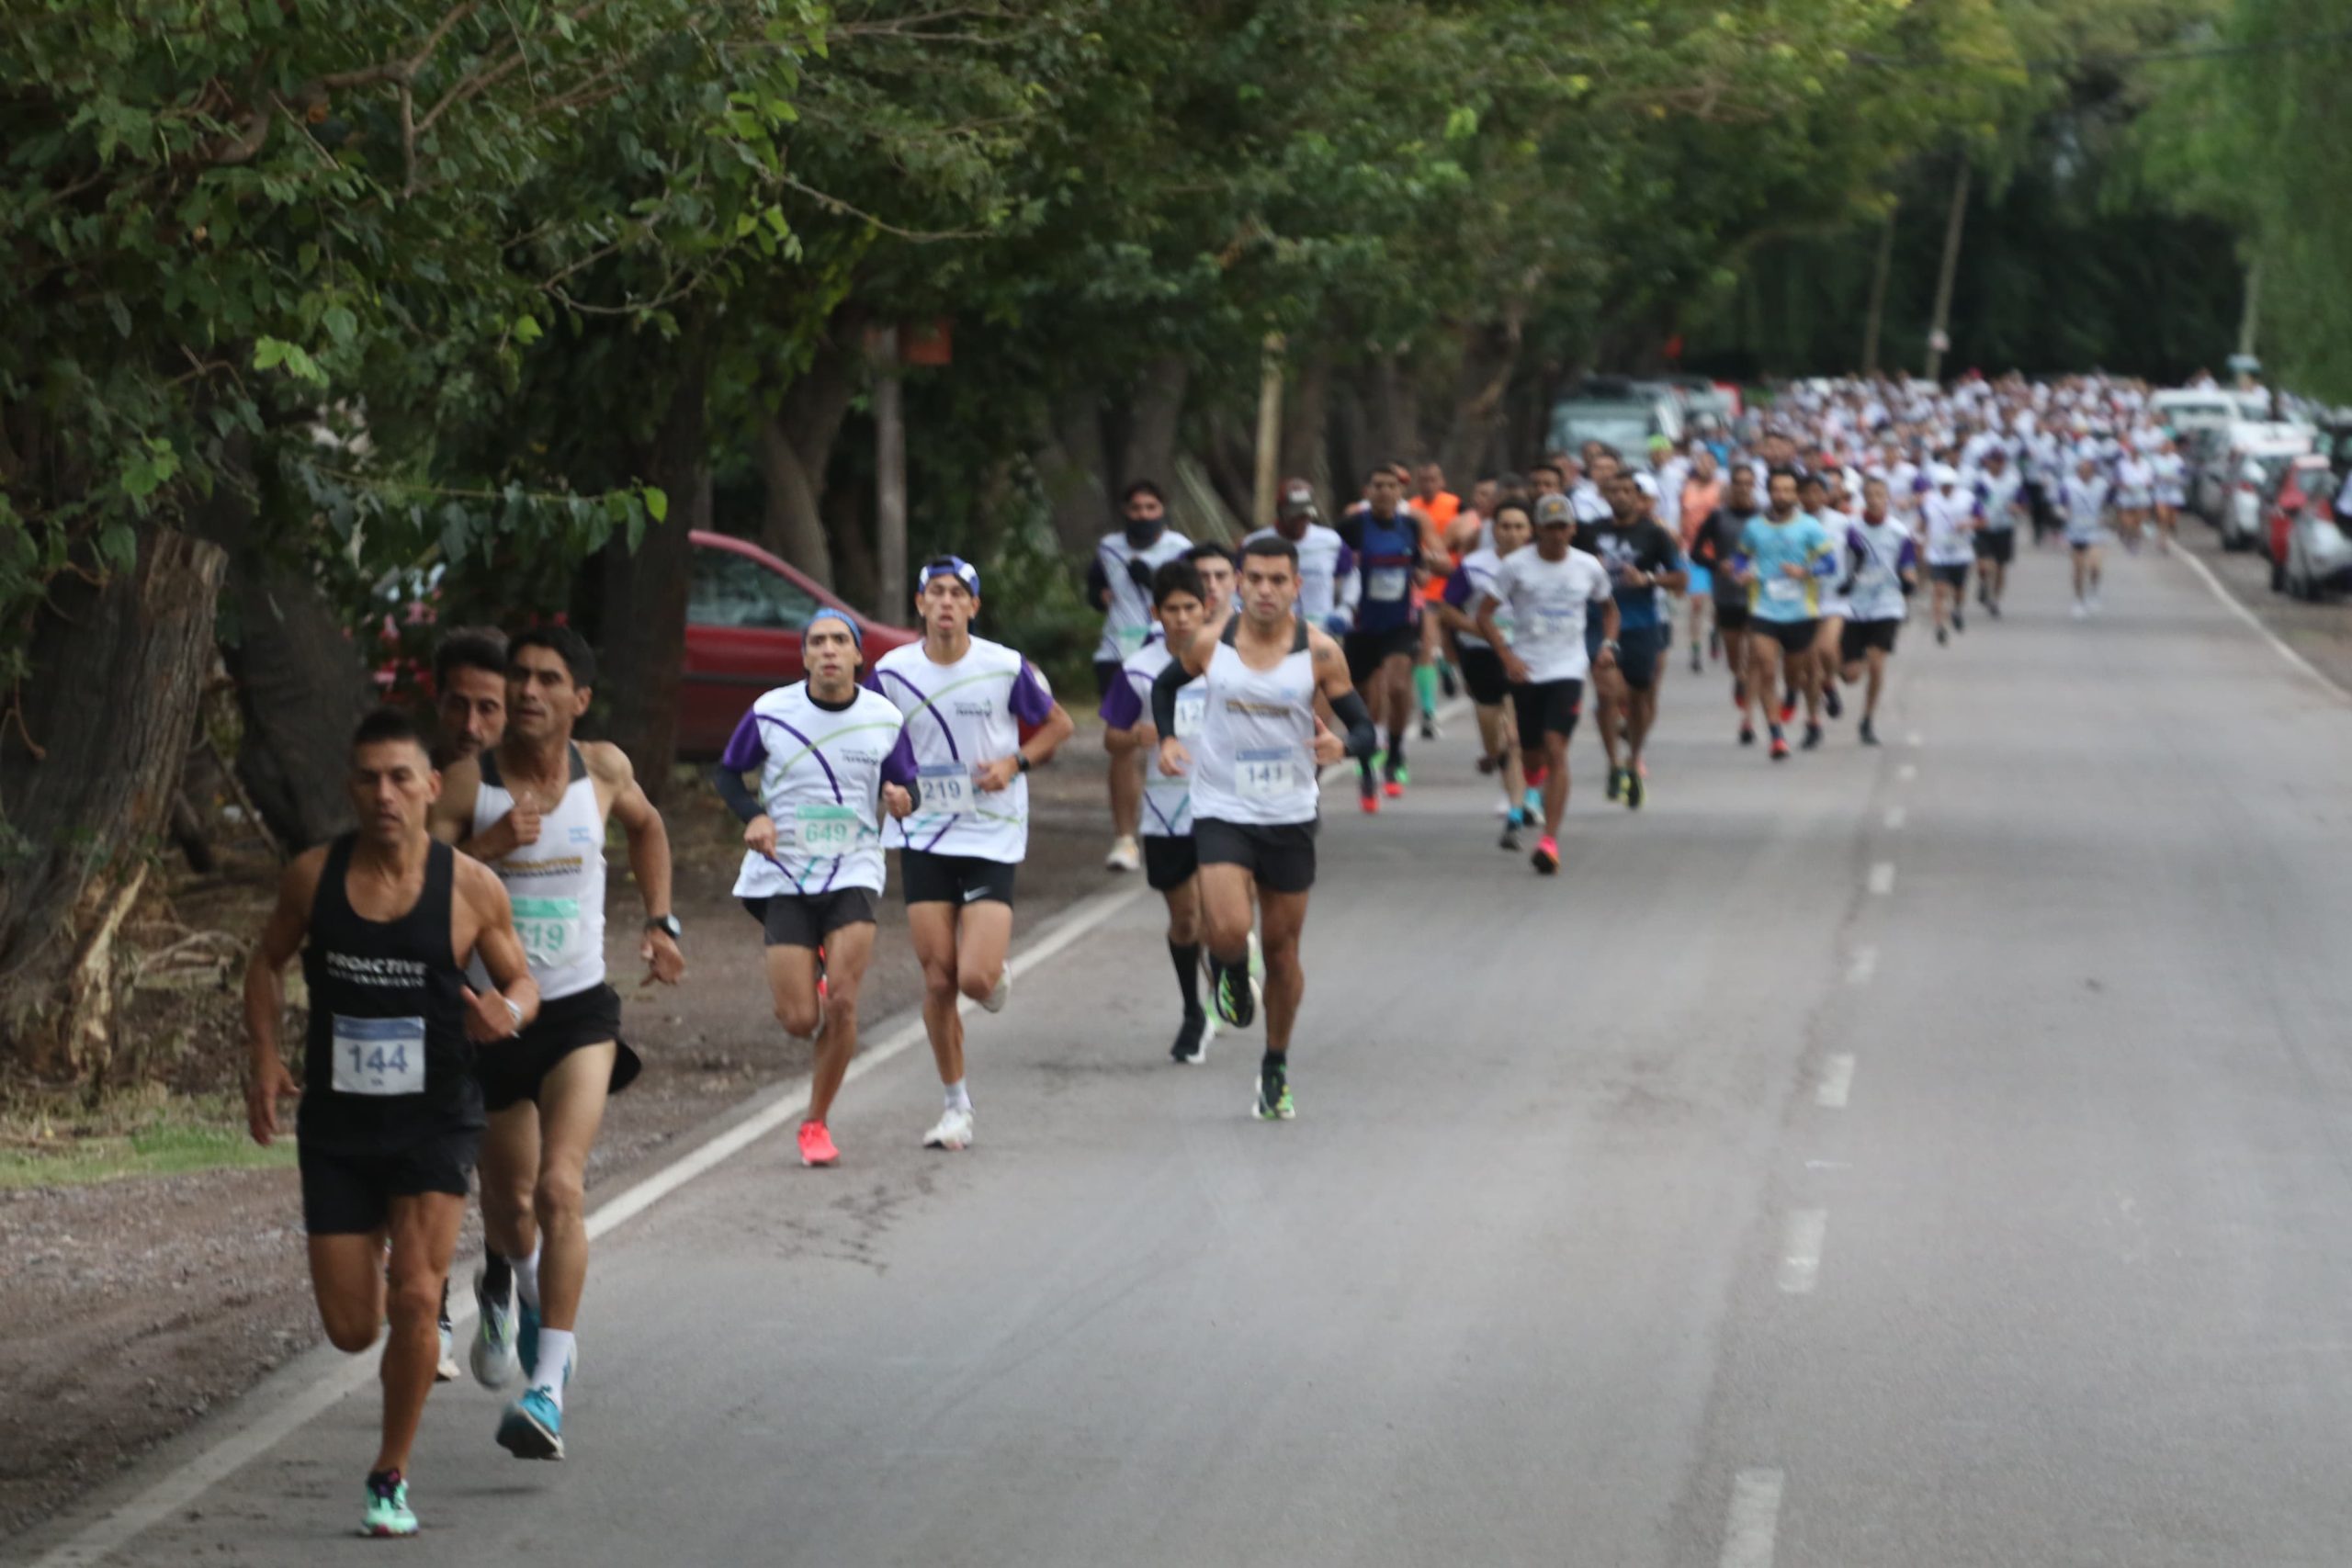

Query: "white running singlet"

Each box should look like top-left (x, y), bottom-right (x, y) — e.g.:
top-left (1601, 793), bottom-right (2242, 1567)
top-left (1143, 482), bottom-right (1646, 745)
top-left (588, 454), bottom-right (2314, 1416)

top-left (470, 744), bottom-right (606, 1002)
top-left (1188, 619), bottom-right (1320, 828)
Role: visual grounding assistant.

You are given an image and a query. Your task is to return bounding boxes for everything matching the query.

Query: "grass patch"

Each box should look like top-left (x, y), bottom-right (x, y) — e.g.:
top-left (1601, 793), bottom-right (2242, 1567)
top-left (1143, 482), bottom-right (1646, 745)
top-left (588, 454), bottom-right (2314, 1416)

top-left (0, 1086), bottom-right (295, 1191)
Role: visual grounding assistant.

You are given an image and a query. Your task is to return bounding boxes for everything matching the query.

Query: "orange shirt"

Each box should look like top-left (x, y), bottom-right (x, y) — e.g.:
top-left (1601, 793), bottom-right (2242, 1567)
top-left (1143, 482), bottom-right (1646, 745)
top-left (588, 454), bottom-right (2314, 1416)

top-left (1415, 491), bottom-right (1462, 601)
top-left (1679, 477), bottom-right (1723, 547)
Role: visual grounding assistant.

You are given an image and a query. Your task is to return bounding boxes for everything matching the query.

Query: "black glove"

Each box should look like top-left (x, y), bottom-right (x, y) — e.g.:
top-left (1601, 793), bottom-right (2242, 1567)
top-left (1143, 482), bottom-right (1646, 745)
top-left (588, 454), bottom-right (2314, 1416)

top-left (1125, 557), bottom-right (1156, 592)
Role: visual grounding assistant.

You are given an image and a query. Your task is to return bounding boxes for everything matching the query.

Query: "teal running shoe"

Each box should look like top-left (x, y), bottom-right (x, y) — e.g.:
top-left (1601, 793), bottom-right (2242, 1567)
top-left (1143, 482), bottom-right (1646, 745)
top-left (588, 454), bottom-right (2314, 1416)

top-left (360, 1471), bottom-right (416, 1538)
top-left (496, 1388), bottom-right (565, 1461)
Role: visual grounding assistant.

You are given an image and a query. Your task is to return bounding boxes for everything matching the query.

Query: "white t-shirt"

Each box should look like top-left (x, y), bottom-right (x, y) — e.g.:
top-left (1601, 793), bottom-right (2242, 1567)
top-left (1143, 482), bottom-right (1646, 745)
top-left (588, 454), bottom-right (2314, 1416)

top-left (720, 683), bottom-right (915, 898)
top-left (1477, 549), bottom-right (1612, 683)
top-left (870, 636), bottom-right (1057, 863)
top-left (1092, 529), bottom-right (1194, 662)
top-left (1921, 491), bottom-right (1977, 567)
top-left (1100, 637), bottom-right (1203, 839)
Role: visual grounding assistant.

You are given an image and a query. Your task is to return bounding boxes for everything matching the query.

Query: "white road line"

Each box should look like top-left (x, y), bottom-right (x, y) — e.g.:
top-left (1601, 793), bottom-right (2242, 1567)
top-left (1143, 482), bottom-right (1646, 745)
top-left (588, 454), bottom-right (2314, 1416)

top-left (1867, 861), bottom-right (1895, 895)
top-left (2173, 544), bottom-right (2352, 702)
top-left (1884, 806), bottom-right (1905, 830)
top-left (29, 885), bottom-right (1149, 1568)
top-left (1720, 1468), bottom-right (1786, 1568)
top-left (1845, 945), bottom-right (1877, 985)
top-left (1778, 1210), bottom-right (1828, 1294)
top-left (1896, 762), bottom-right (1917, 782)
top-left (1816, 1054), bottom-right (1855, 1108)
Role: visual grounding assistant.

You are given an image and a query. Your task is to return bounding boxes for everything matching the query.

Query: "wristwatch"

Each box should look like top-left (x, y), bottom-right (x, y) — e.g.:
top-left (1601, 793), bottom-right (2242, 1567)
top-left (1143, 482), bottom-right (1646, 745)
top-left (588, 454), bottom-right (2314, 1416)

top-left (645, 914), bottom-right (683, 942)
top-left (1602, 638), bottom-right (1621, 654)
top-left (1015, 754), bottom-right (1033, 774)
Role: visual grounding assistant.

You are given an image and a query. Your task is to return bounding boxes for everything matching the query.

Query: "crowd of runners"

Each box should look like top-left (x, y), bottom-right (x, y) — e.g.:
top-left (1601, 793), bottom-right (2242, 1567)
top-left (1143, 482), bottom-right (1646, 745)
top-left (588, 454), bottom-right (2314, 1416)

top-left (240, 369), bottom-right (2188, 1538)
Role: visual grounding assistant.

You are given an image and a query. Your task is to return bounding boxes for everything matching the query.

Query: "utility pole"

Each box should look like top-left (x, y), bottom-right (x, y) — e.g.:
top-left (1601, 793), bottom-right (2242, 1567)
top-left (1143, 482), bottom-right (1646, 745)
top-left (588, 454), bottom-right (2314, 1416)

top-left (1252, 333), bottom-right (1285, 530)
top-left (1861, 205), bottom-right (1897, 376)
top-left (1924, 154), bottom-right (1971, 384)
top-left (870, 325), bottom-right (907, 626)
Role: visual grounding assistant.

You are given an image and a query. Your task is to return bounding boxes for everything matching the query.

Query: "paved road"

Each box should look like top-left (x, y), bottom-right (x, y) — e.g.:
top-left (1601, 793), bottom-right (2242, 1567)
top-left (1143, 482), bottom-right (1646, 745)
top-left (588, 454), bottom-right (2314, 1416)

top-left (28, 542), bottom-right (2352, 1566)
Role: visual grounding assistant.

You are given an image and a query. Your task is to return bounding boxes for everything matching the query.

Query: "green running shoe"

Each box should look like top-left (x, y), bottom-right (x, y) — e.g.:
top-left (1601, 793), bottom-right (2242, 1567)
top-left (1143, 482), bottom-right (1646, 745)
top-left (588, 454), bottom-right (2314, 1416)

top-left (1255, 1063), bottom-right (1295, 1121)
top-left (1213, 961), bottom-right (1259, 1030)
top-left (360, 1471), bottom-right (417, 1539)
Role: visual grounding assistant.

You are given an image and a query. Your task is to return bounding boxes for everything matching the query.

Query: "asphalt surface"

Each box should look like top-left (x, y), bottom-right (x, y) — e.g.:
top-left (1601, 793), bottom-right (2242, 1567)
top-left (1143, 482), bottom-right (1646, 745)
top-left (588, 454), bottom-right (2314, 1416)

top-left (23, 540), bottom-right (2352, 1567)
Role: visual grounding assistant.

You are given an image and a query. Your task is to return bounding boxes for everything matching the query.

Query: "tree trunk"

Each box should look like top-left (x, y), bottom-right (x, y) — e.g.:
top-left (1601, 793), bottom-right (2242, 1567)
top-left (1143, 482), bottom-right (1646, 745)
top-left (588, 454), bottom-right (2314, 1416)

top-left (1279, 355), bottom-right (1333, 515)
top-left (220, 554), bottom-right (378, 849)
top-left (1861, 204), bottom-right (1898, 374)
top-left (0, 529), bottom-right (227, 1079)
top-left (1925, 154), bottom-right (1972, 382)
top-left (1034, 387), bottom-right (1111, 557)
top-left (1366, 354), bottom-right (1421, 463)
top-left (1331, 373), bottom-right (1372, 500)
top-left (598, 340), bottom-right (712, 806)
top-left (1439, 317), bottom-right (1522, 484)
top-left (1117, 355), bottom-right (1189, 494)
top-left (822, 465), bottom-right (877, 618)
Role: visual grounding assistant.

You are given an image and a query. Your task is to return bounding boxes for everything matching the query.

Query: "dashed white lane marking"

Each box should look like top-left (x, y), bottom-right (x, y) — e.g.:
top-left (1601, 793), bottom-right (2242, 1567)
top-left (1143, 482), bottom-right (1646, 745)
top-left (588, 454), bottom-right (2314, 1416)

top-left (2174, 542), bottom-right (2352, 702)
top-left (1845, 945), bottom-right (1878, 985)
top-left (1906, 730), bottom-right (1924, 748)
top-left (28, 886), bottom-right (1152, 1568)
top-left (1778, 1209), bottom-right (1828, 1294)
top-left (1720, 1469), bottom-right (1787, 1568)
top-left (1884, 806), bottom-right (1906, 830)
top-left (1896, 762), bottom-right (1917, 782)
top-left (1867, 861), bottom-right (1896, 895)
top-left (1816, 1054), bottom-right (1856, 1108)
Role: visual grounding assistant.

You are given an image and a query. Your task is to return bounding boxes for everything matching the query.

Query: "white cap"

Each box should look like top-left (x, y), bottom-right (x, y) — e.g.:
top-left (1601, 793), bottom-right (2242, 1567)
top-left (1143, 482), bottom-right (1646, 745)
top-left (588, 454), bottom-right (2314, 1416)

top-left (1931, 463), bottom-right (1960, 487)
top-left (1633, 471), bottom-right (1660, 499)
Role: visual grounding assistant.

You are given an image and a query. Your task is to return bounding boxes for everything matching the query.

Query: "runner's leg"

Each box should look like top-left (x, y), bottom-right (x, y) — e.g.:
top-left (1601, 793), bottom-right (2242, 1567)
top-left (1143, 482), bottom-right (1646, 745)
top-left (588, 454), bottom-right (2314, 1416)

top-left (953, 900), bottom-right (1012, 1005)
top-left (908, 902), bottom-right (967, 1089)
top-left (802, 922), bottom-right (875, 1125)
top-left (376, 1192), bottom-right (465, 1474)
top-left (529, 1042), bottom-right (616, 1340)
top-left (1257, 886), bottom-right (1310, 1055)
top-left (477, 1102), bottom-right (541, 1296)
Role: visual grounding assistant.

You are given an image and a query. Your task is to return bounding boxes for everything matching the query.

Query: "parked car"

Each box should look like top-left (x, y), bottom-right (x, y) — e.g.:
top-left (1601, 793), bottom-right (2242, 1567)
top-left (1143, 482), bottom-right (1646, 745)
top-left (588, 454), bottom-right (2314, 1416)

top-left (2151, 389), bottom-right (2242, 446)
top-left (2199, 423), bottom-right (2316, 548)
top-left (2268, 456), bottom-right (2351, 599)
top-left (678, 530), bottom-right (916, 757)
top-left (1548, 376), bottom-right (1683, 466)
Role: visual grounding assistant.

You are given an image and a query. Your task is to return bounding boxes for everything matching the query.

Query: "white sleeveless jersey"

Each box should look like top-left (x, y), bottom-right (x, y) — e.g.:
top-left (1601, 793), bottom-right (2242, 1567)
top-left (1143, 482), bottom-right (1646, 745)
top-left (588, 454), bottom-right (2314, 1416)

top-left (719, 682), bottom-right (914, 898)
top-left (1188, 618), bottom-right (1320, 828)
top-left (871, 635), bottom-right (1057, 863)
top-left (1103, 637), bottom-right (1204, 840)
top-left (1243, 525), bottom-right (1358, 628)
top-left (470, 744), bottom-right (605, 1002)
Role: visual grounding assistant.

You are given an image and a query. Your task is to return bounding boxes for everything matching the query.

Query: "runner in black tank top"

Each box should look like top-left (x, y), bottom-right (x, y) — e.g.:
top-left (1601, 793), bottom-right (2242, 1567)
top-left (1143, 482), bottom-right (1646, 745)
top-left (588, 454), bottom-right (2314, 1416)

top-left (244, 708), bottom-right (538, 1538)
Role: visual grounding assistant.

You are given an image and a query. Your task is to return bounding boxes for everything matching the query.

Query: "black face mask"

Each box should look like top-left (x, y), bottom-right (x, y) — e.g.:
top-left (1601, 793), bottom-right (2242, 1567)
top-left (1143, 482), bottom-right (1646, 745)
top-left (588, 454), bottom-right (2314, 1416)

top-left (1124, 516), bottom-right (1162, 548)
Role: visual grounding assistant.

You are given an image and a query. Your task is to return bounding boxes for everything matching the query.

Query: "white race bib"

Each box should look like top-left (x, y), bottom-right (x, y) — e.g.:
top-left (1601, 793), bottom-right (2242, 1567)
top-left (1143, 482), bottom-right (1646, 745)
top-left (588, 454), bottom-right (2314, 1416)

top-left (510, 897), bottom-right (582, 970)
top-left (917, 762), bottom-right (973, 816)
top-left (1173, 689), bottom-right (1207, 739)
top-left (1237, 747), bottom-right (1296, 799)
top-left (792, 803), bottom-right (861, 854)
top-left (1366, 567), bottom-right (1409, 603)
top-left (1764, 575), bottom-right (1804, 606)
top-left (331, 1015), bottom-right (426, 1097)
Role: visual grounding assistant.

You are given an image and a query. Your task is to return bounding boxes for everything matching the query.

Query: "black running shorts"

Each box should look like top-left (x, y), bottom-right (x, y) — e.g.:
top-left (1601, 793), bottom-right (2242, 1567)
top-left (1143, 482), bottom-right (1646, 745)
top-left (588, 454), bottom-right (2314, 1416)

top-left (1840, 619), bottom-right (1900, 661)
top-left (899, 848), bottom-right (1018, 908)
top-left (1754, 618), bottom-right (1818, 655)
top-left (1973, 530), bottom-right (2016, 565)
top-left (1458, 645), bottom-right (1510, 707)
top-left (300, 1127), bottom-right (480, 1235)
top-left (477, 984), bottom-right (642, 1114)
top-left (741, 887), bottom-right (876, 950)
top-left (1142, 834), bottom-right (1199, 893)
top-left (1194, 818), bottom-right (1317, 895)
top-left (1510, 678), bottom-right (1584, 742)
top-left (1928, 561), bottom-right (1970, 588)
top-left (1713, 600), bottom-right (1750, 632)
top-left (1343, 624), bottom-right (1419, 686)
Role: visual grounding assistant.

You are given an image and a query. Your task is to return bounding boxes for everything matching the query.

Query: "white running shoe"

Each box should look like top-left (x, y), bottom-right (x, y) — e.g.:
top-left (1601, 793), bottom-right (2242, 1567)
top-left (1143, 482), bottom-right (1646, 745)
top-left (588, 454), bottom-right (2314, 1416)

top-left (435, 1322), bottom-right (460, 1383)
top-left (469, 1265), bottom-right (520, 1389)
top-left (980, 967), bottom-right (1011, 1014)
top-left (922, 1106), bottom-right (975, 1150)
top-left (1105, 835), bottom-right (1140, 873)
top-left (2088, 592), bottom-right (2103, 614)
top-left (2071, 601), bottom-right (2087, 619)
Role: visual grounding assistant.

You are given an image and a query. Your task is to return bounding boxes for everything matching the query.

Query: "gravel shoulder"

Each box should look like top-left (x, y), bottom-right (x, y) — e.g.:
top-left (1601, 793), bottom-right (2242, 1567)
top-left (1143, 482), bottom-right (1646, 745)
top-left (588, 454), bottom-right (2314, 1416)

top-left (0, 722), bottom-right (1125, 1540)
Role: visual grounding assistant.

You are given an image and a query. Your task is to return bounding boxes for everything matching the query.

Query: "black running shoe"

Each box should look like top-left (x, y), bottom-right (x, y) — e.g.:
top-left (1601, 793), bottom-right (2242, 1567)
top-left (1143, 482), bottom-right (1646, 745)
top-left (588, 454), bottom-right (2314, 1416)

top-left (1170, 1011), bottom-right (1208, 1066)
top-left (1440, 663), bottom-right (1459, 699)
top-left (1859, 717), bottom-right (1880, 746)
top-left (1802, 722), bottom-right (1824, 750)
top-left (1823, 683), bottom-right (1842, 720)
top-left (1739, 724), bottom-right (1756, 747)
top-left (1605, 765), bottom-right (1625, 803)
top-left (1690, 645), bottom-right (1702, 673)
top-left (1987, 600), bottom-right (2001, 619)
top-left (1936, 626), bottom-right (1949, 646)
top-left (1212, 959), bottom-right (1257, 1030)
top-left (1255, 1061), bottom-right (1295, 1121)
top-left (1624, 770), bottom-right (1645, 811)
top-left (1419, 715), bottom-right (1437, 742)
top-left (1952, 607), bottom-right (1965, 634)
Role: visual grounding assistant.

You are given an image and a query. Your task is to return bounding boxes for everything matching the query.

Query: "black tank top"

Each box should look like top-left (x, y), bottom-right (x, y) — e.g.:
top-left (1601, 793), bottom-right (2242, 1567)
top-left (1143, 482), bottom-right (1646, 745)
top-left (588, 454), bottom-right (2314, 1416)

top-left (298, 835), bottom-right (481, 1149)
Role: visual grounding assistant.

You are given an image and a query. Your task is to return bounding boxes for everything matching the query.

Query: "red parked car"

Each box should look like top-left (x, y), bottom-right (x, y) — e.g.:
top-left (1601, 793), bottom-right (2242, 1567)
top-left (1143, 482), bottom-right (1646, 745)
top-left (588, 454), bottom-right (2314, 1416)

top-left (678, 531), bottom-right (916, 757)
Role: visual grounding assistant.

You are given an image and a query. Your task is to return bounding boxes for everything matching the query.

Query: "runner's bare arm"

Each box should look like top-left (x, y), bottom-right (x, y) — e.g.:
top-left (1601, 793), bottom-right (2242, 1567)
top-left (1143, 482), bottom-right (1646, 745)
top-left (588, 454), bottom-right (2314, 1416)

top-left (454, 857), bottom-right (540, 1043)
top-left (241, 850), bottom-right (325, 1145)
top-left (588, 742), bottom-right (684, 985)
top-left (434, 756), bottom-right (535, 861)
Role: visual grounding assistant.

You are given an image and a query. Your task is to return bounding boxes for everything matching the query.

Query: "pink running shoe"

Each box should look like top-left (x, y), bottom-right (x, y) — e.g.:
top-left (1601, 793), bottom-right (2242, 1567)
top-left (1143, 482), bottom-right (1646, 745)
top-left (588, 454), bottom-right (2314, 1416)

top-left (797, 1121), bottom-right (839, 1168)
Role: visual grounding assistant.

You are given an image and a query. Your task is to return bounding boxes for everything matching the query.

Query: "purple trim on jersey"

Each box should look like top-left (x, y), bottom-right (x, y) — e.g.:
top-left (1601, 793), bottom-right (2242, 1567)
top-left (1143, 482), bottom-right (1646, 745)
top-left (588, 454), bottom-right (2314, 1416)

top-left (1335, 542), bottom-right (1357, 577)
top-left (1100, 675), bottom-right (1145, 729)
top-left (1441, 570), bottom-right (1475, 610)
top-left (1010, 661), bottom-right (1055, 725)
top-left (881, 730), bottom-right (919, 790)
top-left (755, 713), bottom-right (842, 803)
top-left (878, 668), bottom-right (959, 760)
top-left (921, 817), bottom-right (957, 852)
top-left (718, 710), bottom-right (765, 773)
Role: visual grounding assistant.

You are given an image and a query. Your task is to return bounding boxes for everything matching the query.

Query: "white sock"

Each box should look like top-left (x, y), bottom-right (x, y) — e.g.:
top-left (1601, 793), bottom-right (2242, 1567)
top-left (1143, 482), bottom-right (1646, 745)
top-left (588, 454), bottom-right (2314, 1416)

top-left (944, 1080), bottom-right (971, 1112)
top-left (514, 1241), bottom-right (542, 1312)
top-left (530, 1328), bottom-right (574, 1407)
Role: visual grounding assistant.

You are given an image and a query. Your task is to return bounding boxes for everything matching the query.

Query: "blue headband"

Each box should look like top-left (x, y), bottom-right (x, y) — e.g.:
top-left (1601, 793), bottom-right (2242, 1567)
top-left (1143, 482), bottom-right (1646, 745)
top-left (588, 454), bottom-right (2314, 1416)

top-left (805, 606), bottom-right (862, 650)
top-left (917, 557), bottom-right (981, 597)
